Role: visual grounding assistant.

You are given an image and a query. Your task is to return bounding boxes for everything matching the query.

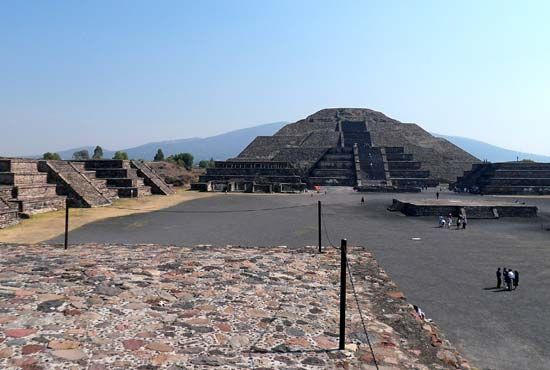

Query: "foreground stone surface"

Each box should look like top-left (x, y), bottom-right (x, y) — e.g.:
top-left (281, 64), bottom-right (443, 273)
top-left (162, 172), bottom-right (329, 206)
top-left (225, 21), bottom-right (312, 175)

top-left (0, 244), bottom-right (470, 369)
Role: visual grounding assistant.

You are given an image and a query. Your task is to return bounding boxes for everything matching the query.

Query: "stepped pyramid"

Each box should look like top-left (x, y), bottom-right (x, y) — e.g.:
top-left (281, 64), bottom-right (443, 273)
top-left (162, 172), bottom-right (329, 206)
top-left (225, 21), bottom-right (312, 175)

top-left (198, 108), bottom-right (479, 192)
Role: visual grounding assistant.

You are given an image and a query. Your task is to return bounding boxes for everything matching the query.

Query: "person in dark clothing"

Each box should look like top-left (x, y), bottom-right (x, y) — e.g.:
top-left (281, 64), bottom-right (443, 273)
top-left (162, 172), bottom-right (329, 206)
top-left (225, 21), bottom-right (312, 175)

top-left (496, 268), bottom-right (502, 289)
top-left (513, 270), bottom-right (519, 290)
top-left (503, 268), bottom-right (510, 290)
top-left (436, 192), bottom-right (440, 200)
top-left (361, 197), bottom-right (365, 205)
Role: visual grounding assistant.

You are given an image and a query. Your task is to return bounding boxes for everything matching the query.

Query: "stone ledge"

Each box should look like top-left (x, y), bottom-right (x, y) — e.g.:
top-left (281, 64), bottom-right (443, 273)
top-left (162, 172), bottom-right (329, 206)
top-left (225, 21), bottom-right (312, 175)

top-left (0, 244), bottom-right (470, 369)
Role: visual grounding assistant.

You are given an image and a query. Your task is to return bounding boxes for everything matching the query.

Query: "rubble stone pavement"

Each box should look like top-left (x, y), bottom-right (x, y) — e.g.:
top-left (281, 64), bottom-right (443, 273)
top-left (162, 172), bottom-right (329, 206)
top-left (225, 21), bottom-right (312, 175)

top-left (0, 244), bottom-right (470, 369)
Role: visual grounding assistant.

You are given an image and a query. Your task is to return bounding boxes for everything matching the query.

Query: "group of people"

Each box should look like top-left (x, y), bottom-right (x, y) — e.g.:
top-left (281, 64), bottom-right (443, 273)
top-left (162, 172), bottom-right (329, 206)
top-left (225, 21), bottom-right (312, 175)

top-left (438, 213), bottom-right (467, 229)
top-left (496, 267), bottom-right (519, 291)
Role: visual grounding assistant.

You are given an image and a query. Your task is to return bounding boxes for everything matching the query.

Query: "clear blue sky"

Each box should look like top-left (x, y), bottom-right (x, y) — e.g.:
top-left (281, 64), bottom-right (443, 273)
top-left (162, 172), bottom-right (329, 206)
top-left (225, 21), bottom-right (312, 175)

top-left (1, 0), bottom-right (549, 156)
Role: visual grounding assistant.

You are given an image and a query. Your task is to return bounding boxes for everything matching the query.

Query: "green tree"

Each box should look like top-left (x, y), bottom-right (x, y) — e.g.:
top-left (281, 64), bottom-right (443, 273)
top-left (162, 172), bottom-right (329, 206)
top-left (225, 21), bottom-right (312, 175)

top-left (72, 149), bottom-right (90, 160)
top-left (154, 148), bottom-right (165, 161)
top-left (92, 146), bottom-right (104, 159)
top-left (42, 152), bottom-right (61, 160)
top-left (198, 158), bottom-right (215, 168)
top-left (167, 152), bottom-right (194, 169)
top-left (112, 151), bottom-right (129, 160)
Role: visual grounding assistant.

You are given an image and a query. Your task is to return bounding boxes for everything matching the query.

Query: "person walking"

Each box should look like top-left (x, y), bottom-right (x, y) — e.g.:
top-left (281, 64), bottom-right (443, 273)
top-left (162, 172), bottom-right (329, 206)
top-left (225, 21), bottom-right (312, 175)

top-left (496, 268), bottom-right (502, 289)
top-left (503, 268), bottom-right (510, 290)
top-left (462, 215), bottom-right (467, 229)
top-left (513, 270), bottom-right (519, 290)
top-left (436, 191), bottom-right (440, 200)
top-left (361, 197), bottom-right (365, 205)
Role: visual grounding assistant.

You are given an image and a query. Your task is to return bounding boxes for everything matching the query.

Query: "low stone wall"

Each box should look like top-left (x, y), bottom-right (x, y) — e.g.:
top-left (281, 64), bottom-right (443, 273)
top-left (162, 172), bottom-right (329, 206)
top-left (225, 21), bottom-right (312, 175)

top-left (390, 199), bottom-right (538, 218)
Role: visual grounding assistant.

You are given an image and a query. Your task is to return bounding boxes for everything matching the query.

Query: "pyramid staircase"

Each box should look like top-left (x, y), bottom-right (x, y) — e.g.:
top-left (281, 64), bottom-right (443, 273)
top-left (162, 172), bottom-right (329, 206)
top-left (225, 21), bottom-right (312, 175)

top-left (308, 147), bottom-right (357, 186)
top-left (79, 160), bottom-right (152, 198)
top-left (338, 121), bottom-right (436, 190)
top-left (130, 160), bottom-right (174, 195)
top-left (40, 160), bottom-right (114, 207)
top-left (0, 159), bottom-right (66, 219)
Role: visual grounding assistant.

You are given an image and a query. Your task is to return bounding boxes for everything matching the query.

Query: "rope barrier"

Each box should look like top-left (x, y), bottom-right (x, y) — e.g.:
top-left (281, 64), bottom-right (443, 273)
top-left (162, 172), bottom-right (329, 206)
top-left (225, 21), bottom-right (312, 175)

top-left (110, 203), bottom-right (316, 214)
top-left (321, 204), bottom-right (379, 368)
top-left (346, 259), bottom-right (379, 369)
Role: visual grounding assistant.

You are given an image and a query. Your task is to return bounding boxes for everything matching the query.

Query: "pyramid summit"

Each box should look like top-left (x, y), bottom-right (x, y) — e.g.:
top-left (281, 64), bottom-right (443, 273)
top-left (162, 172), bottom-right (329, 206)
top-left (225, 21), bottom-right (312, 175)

top-left (197, 108), bottom-right (480, 192)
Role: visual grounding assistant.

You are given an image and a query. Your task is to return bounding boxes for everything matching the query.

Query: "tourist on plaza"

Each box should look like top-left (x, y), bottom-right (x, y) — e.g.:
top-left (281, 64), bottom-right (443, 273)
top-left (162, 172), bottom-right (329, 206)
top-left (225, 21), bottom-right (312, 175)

top-left (456, 216), bottom-right (462, 229)
top-left (462, 215), bottom-right (467, 229)
top-left (507, 269), bottom-right (515, 291)
top-left (436, 191), bottom-right (440, 200)
top-left (503, 268), bottom-right (510, 290)
top-left (496, 268), bottom-right (502, 289)
top-left (447, 214), bottom-right (453, 228)
top-left (361, 197), bottom-right (365, 205)
top-left (513, 270), bottom-right (519, 290)
top-left (438, 215), bottom-right (445, 227)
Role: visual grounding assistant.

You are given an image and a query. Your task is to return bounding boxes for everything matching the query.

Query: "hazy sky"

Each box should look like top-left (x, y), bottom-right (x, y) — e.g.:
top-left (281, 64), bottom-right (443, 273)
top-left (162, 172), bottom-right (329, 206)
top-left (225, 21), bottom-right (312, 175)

top-left (1, 0), bottom-right (549, 156)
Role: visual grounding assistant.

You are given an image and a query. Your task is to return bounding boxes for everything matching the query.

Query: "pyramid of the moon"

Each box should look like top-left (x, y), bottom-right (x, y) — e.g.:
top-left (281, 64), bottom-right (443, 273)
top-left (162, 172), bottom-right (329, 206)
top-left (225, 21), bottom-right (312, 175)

top-left (197, 108), bottom-right (480, 192)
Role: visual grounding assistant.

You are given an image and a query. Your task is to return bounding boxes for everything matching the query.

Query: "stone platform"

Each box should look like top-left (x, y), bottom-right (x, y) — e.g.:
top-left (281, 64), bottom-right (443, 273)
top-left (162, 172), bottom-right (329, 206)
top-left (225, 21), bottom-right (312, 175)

top-left (389, 198), bottom-right (538, 218)
top-left (0, 244), bottom-right (469, 369)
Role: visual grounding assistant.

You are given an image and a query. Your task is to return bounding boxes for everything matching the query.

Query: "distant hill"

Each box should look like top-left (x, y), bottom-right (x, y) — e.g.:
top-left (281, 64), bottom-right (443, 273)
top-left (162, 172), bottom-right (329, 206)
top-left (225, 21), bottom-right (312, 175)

top-left (54, 122), bottom-right (287, 160)
top-left (433, 134), bottom-right (550, 163)
top-left (44, 122), bottom-right (550, 164)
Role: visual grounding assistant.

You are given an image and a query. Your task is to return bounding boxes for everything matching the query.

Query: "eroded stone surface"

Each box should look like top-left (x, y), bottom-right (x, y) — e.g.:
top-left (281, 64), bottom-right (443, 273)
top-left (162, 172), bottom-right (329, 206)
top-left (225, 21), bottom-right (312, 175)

top-left (0, 244), bottom-right (469, 369)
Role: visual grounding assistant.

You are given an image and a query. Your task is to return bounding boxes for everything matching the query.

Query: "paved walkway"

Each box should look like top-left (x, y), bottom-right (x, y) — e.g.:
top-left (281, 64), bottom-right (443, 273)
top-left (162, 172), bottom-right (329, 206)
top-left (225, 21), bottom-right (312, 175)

top-left (0, 244), bottom-right (467, 369)
top-left (48, 188), bottom-right (550, 370)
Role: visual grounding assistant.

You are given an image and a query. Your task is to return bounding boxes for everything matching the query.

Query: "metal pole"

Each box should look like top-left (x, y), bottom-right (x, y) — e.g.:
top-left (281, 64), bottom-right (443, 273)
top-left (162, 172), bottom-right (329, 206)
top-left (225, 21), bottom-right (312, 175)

top-left (318, 201), bottom-right (322, 253)
top-left (64, 198), bottom-right (69, 250)
top-left (339, 238), bottom-right (347, 350)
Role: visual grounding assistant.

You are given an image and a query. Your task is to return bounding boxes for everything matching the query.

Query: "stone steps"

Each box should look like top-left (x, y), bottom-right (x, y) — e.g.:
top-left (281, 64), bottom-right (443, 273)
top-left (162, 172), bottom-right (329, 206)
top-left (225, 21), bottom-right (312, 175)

top-left (10, 196), bottom-right (66, 216)
top-left (131, 160), bottom-right (174, 195)
top-left (310, 168), bottom-right (355, 177)
top-left (0, 173), bottom-right (49, 186)
top-left (387, 161), bottom-right (422, 170)
top-left (483, 178), bottom-right (550, 186)
top-left (42, 161), bottom-right (112, 208)
top-left (12, 184), bottom-right (58, 200)
top-left (0, 198), bottom-right (19, 229)
top-left (388, 170), bottom-right (431, 178)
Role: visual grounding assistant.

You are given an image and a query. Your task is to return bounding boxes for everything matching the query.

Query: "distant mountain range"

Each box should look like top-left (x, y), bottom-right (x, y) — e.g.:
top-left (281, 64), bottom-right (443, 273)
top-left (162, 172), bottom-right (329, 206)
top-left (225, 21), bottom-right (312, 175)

top-left (433, 134), bottom-right (550, 163)
top-left (53, 122), bottom-right (287, 161)
top-left (44, 122), bottom-right (549, 163)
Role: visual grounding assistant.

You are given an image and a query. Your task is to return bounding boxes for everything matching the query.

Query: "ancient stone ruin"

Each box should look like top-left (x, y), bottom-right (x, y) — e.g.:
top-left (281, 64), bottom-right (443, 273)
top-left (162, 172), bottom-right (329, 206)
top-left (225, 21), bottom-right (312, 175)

top-left (455, 162), bottom-right (550, 195)
top-left (197, 108), bottom-right (479, 192)
top-left (0, 158), bottom-right (173, 228)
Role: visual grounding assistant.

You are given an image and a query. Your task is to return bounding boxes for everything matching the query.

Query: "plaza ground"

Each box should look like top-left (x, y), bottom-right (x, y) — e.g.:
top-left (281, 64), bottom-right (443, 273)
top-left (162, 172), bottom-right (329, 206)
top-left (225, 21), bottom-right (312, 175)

top-left (40, 188), bottom-right (550, 370)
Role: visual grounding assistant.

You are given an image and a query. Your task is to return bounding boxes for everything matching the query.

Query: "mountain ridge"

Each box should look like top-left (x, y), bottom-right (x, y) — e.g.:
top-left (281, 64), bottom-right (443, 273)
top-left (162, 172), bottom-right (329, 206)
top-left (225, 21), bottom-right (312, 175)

top-left (27, 122), bottom-right (550, 164)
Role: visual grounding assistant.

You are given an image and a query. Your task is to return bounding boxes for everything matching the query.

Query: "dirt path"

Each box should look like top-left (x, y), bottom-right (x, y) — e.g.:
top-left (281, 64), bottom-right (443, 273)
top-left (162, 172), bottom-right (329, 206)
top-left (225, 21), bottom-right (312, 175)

top-left (0, 189), bottom-right (217, 244)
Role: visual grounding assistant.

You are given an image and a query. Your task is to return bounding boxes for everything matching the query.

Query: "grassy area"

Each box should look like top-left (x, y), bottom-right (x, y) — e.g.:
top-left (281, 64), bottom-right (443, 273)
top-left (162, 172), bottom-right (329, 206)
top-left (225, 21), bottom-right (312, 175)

top-left (0, 189), bottom-right (217, 244)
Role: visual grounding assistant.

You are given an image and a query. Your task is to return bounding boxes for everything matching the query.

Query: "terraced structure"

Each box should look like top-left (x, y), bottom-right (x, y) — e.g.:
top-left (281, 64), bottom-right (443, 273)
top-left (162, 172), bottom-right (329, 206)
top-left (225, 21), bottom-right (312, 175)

top-left (0, 159), bottom-right (173, 228)
top-left (198, 108), bottom-right (479, 192)
top-left (455, 162), bottom-right (550, 195)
